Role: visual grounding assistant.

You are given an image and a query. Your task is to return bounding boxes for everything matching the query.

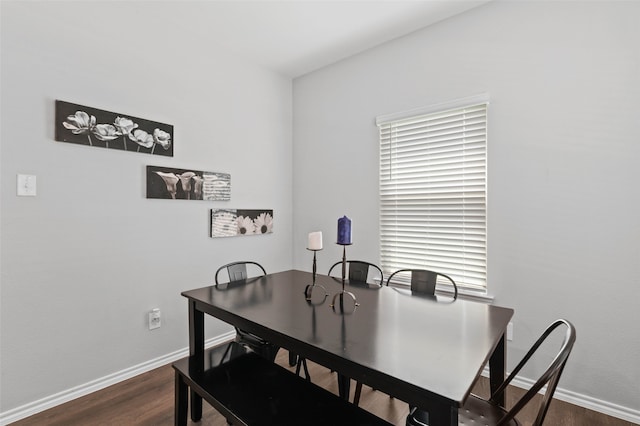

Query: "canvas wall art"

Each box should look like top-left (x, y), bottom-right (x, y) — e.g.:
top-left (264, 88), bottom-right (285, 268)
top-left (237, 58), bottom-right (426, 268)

top-left (55, 100), bottom-right (174, 157)
top-left (147, 166), bottom-right (230, 201)
top-left (210, 209), bottom-right (273, 238)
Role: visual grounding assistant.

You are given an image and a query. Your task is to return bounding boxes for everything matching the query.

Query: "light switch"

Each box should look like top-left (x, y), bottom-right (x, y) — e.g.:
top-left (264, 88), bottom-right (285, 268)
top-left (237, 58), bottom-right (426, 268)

top-left (17, 174), bottom-right (37, 196)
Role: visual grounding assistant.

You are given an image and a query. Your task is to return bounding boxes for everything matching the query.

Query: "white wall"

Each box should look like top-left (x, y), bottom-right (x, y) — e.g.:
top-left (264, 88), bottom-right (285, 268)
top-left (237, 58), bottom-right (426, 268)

top-left (0, 1), bottom-right (292, 415)
top-left (293, 0), bottom-right (640, 418)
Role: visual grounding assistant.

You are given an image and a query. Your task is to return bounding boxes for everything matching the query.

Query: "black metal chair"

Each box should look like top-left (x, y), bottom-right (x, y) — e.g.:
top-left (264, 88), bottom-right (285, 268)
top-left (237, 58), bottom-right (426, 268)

top-left (387, 268), bottom-right (458, 300)
top-left (406, 319), bottom-right (577, 426)
top-left (328, 260), bottom-right (384, 286)
top-left (214, 261), bottom-right (279, 361)
top-left (215, 261), bottom-right (267, 285)
top-left (215, 261), bottom-right (310, 380)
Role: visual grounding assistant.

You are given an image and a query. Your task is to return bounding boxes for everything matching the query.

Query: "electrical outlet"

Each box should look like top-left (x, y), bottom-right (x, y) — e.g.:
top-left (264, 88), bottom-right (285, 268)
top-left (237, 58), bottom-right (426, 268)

top-left (507, 322), bottom-right (513, 341)
top-left (149, 308), bottom-right (161, 330)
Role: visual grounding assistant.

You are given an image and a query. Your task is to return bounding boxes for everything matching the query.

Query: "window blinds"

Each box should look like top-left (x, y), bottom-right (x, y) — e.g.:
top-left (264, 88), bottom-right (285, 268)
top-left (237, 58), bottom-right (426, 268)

top-left (378, 102), bottom-right (488, 291)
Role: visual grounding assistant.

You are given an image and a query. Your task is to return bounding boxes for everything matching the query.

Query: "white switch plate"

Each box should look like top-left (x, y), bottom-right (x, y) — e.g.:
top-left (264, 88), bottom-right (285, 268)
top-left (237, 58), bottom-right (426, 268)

top-left (17, 174), bottom-right (37, 196)
top-left (507, 322), bottom-right (514, 341)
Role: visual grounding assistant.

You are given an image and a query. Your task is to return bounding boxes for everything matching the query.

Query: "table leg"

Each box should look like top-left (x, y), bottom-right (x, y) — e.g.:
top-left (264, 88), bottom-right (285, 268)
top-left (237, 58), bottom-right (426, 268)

top-left (188, 300), bottom-right (204, 421)
top-left (190, 390), bottom-right (202, 422)
top-left (337, 373), bottom-right (351, 401)
top-left (174, 372), bottom-right (188, 426)
top-left (489, 333), bottom-right (507, 407)
top-left (188, 300), bottom-right (205, 358)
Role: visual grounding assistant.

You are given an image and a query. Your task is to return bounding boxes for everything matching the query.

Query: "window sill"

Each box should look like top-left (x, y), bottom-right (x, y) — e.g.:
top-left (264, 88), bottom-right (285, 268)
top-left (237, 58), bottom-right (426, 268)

top-left (442, 288), bottom-right (494, 303)
top-left (388, 283), bottom-right (494, 304)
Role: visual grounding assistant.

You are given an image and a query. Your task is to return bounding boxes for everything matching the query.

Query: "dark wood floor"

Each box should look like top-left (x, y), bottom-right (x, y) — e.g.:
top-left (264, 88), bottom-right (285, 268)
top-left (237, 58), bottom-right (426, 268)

top-left (11, 350), bottom-right (635, 426)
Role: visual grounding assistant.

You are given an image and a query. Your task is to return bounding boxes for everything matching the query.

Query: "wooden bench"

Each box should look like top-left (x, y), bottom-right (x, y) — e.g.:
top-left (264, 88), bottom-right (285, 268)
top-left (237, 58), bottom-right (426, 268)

top-left (172, 342), bottom-right (392, 426)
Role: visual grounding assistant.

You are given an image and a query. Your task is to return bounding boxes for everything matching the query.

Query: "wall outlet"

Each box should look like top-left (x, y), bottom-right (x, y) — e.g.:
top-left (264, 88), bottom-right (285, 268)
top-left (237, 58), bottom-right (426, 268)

top-left (507, 322), bottom-right (514, 341)
top-left (149, 308), bottom-right (161, 330)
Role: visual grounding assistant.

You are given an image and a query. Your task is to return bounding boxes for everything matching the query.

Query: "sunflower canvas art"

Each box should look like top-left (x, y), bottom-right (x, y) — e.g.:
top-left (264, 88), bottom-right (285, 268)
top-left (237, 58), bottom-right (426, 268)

top-left (210, 209), bottom-right (273, 238)
top-left (55, 100), bottom-right (174, 157)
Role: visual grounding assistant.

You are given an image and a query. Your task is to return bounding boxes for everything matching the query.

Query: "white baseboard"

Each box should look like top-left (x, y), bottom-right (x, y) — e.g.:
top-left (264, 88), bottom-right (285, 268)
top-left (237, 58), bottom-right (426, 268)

top-left (0, 331), bottom-right (235, 426)
top-left (550, 383), bottom-right (640, 425)
top-left (481, 368), bottom-right (640, 424)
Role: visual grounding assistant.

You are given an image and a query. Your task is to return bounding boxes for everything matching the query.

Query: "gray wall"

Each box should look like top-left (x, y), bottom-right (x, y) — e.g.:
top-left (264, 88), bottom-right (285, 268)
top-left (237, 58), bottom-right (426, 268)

top-left (293, 0), bottom-right (640, 416)
top-left (1, 1), bottom-right (292, 413)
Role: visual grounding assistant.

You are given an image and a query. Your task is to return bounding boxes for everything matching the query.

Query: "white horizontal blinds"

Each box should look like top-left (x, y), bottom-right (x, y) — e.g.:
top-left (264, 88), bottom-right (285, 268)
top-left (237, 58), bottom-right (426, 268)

top-left (379, 102), bottom-right (487, 291)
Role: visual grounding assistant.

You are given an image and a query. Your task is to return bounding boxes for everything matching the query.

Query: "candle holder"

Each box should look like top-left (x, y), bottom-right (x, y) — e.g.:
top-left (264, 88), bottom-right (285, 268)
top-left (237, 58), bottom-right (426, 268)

top-left (331, 242), bottom-right (359, 313)
top-left (304, 248), bottom-right (328, 304)
top-left (331, 289), bottom-right (358, 314)
top-left (307, 248), bottom-right (321, 284)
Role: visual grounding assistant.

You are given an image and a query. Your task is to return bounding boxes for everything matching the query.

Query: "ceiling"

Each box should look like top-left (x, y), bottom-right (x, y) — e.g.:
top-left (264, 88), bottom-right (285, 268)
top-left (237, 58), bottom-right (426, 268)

top-left (167, 1), bottom-right (491, 78)
top-left (23, 1), bottom-right (490, 79)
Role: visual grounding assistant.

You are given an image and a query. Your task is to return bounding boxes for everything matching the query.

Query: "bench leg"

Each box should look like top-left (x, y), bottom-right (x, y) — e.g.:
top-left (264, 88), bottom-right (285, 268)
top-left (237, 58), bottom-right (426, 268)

top-left (174, 372), bottom-right (188, 426)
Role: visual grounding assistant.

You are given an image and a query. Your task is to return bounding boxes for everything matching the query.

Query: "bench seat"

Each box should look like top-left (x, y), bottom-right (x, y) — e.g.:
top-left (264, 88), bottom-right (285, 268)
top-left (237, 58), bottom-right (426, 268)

top-left (172, 343), bottom-right (392, 426)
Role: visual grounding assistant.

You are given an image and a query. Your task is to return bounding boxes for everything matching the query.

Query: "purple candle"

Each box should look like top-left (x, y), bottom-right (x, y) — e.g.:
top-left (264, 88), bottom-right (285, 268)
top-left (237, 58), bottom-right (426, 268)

top-left (337, 216), bottom-right (352, 245)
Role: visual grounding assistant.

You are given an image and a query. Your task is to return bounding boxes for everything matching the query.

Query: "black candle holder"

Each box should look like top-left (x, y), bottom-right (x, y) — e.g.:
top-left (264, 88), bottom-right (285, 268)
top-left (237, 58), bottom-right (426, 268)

top-left (331, 243), bottom-right (359, 313)
top-left (308, 248), bottom-right (321, 284)
top-left (305, 248), bottom-right (328, 304)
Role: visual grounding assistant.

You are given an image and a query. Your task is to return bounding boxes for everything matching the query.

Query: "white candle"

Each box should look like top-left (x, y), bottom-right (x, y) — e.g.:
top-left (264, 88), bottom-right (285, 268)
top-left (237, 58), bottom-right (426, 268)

top-left (308, 231), bottom-right (323, 250)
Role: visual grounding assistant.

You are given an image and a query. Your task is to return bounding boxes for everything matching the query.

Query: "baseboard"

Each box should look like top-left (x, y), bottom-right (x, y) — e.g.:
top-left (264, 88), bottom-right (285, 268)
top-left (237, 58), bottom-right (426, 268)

top-left (551, 383), bottom-right (640, 425)
top-left (0, 331), bottom-right (235, 426)
top-left (481, 368), bottom-right (640, 424)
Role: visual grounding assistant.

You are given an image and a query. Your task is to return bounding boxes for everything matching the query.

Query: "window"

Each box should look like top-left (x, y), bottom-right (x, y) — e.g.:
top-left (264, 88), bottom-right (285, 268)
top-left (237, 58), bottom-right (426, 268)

top-left (377, 96), bottom-right (488, 292)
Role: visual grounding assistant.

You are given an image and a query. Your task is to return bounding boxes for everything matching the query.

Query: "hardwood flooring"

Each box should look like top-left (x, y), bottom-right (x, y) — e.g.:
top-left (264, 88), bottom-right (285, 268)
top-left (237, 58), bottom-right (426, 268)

top-left (11, 350), bottom-right (636, 426)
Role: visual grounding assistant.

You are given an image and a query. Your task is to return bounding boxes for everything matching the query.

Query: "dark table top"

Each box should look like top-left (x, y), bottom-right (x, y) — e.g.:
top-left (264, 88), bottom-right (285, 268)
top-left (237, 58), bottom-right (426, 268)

top-left (182, 269), bottom-right (513, 409)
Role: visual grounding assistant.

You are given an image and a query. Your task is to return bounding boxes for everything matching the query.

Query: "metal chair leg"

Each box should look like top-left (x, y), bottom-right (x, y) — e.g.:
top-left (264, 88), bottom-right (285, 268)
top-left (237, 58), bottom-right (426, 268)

top-left (354, 381), bottom-right (363, 406)
top-left (295, 357), bottom-right (311, 381)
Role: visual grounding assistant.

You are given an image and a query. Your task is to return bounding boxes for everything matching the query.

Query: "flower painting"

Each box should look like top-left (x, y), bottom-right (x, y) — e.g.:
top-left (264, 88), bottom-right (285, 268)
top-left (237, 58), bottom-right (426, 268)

top-left (55, 100), bottom-right (173, 157)
top-left (147, 166), bottom-right (230, 201)
top-left (210, 209), bottom-right (273, 238)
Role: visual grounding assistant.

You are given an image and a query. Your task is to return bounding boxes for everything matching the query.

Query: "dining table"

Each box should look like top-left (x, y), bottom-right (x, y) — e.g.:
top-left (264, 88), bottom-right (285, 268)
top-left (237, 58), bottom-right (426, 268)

top-left (181, 269), bottom-right (514, 426)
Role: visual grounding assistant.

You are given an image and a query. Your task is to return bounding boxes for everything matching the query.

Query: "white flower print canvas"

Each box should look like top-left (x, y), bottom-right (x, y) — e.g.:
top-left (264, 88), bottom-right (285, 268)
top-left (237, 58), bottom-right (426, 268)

top-left (55, 100), bottom-right (173, 157)
top-left (147, 166), bottom-right (230, 201)
top-left (210, 209), bottom-right (273, 238)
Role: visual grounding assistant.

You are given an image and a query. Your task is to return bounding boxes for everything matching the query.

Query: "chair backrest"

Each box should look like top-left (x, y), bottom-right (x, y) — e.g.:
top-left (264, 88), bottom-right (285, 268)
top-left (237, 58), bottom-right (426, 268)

top-left (491, 319), bottom-right (576, 426)
top-left (328, 260), bottom-right (383, 286)
top-left (215, 261), bottom-right (267, 284)
top-left (386, 269), bottom-right (458, 300)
